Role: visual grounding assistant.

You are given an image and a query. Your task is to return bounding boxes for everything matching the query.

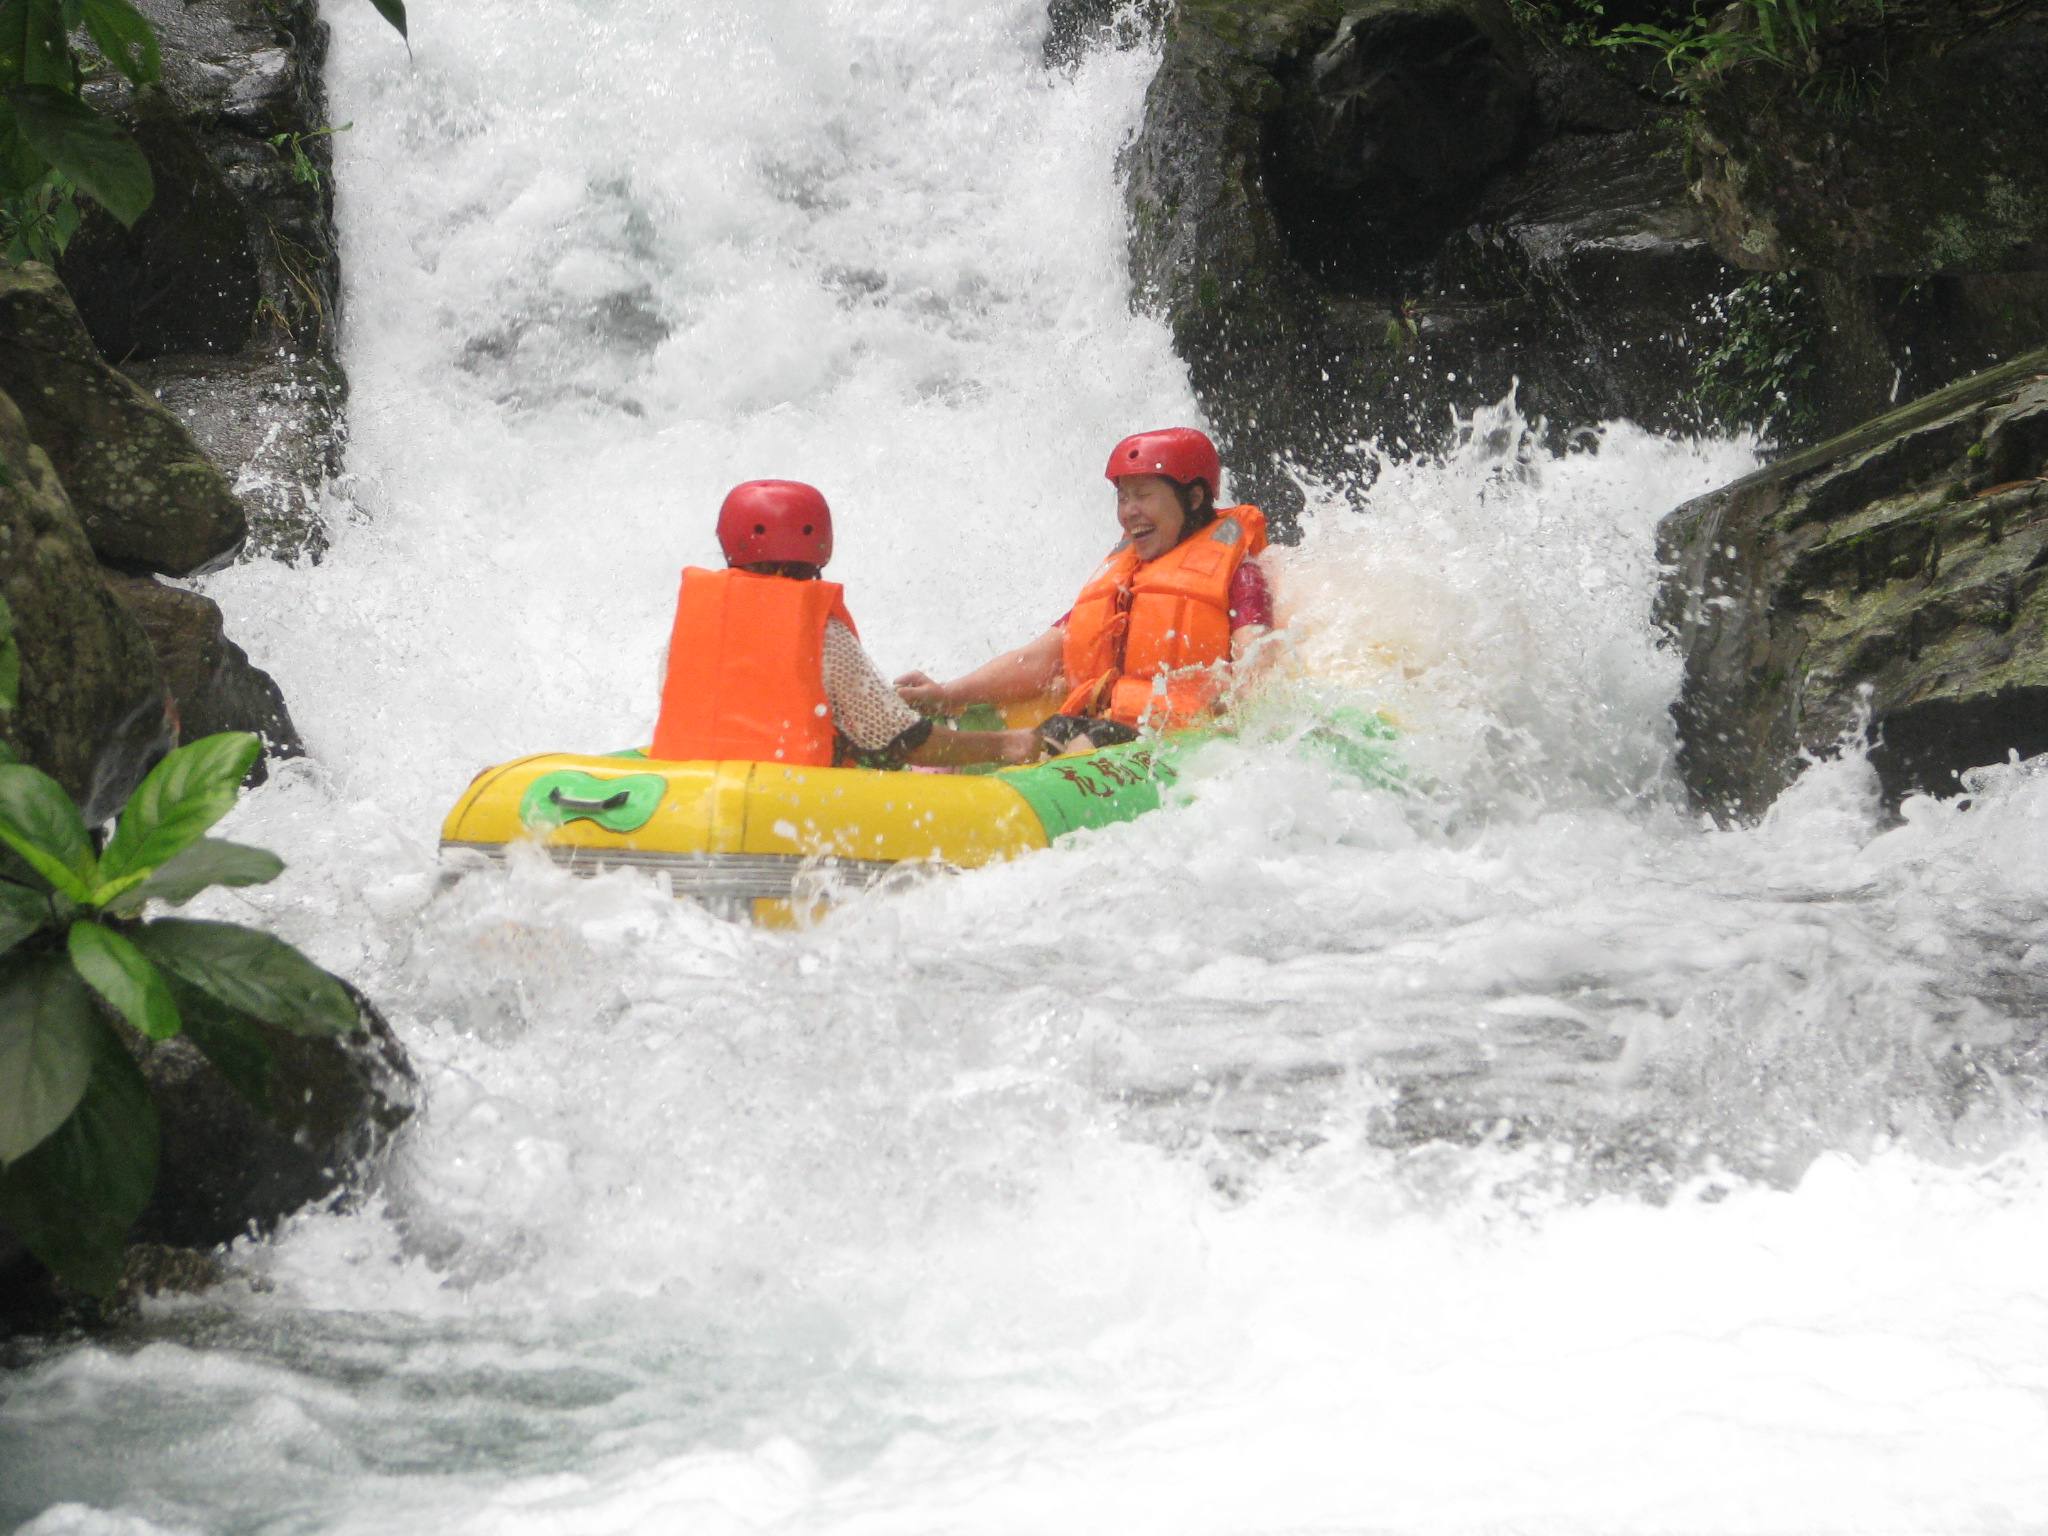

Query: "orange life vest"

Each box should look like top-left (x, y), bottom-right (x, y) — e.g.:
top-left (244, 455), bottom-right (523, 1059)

top-left (1059, 504), bottom-right (1268, 729)
top-left (650, 567), bottom-right (857, 765)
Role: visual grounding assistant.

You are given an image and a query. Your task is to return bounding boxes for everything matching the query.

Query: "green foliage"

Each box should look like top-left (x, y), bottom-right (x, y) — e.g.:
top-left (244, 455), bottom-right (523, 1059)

top-left (267, 121), bottom-right (349, 191)
top-left (1597, 0), bottom-right (1888, 95)
top-left (1505, 0), bottom-right (1614, 51)
top-left (1689, 273), bottom-right (1819, 442)
top-left (1, 167), bottom-right (76, 262)
top-left (0, 0), bottom-right (406, 261)
top-left (0, 594), bottom-right (362, 1296)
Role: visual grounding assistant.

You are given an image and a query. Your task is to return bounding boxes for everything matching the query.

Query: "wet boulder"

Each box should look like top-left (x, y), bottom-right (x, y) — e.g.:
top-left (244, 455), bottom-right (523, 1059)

top-left (132, 983), bottom-right (417, 1252)
top-left (0, 386), bottom-right (172, 824)
top-left (0, 264), bottom-right (246, 575)
top-left (1658, 347), bottom-right (2048, 818)
top-left (101, 572), bottom-right (304, 775)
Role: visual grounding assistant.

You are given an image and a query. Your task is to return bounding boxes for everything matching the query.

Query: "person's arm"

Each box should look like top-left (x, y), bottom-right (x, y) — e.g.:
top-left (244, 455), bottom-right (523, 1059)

top-left (1225, 560), bottom-right (1279, 687)
top-left (904, 725), bottom-right (1040, 767)
top-left (896, 626), bottom-right (1064, 714)
top-left (824, 621), bottom-right (1043, 768)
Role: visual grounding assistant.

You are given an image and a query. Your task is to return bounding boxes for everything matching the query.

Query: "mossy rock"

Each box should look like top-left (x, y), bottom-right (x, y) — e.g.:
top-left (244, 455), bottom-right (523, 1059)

top-left (0, 385), bottom-right (171, 823)
top-left (1659, 346), bottom-right (2048, 816)
top-left (1688, 2), bottom-right (2048, 274)
top-left (0, 265), bottom-right (246, 575)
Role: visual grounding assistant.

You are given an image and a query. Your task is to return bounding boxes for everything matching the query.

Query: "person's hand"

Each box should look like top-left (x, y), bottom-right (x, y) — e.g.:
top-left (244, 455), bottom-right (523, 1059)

top-left (894, 671), bottom-right (950, 714)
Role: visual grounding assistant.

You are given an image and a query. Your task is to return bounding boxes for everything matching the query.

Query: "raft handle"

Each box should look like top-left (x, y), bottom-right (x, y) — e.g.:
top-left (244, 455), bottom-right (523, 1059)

top-left (549, 787), bottom-right (633, 813)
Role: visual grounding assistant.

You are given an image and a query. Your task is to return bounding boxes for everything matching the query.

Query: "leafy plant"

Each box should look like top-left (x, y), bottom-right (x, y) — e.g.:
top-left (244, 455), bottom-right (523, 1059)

top-left (0, 0), bottom-right (406, 261)
top-left (1, 167), bottom-right (77, 263)
top-left (1689, 273), bottom-right (1819, 441)
top-left (0, 594), bottom-right (360, 1296)
top-left (1598, 0), bottom-right (1887, 94)
top-left (267, 121), bottom-right (350, 191)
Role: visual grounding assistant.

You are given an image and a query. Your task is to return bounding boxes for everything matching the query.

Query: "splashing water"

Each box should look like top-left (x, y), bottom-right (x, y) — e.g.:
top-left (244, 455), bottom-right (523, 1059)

top-left (5, 2), bottom-right (2048, 1531)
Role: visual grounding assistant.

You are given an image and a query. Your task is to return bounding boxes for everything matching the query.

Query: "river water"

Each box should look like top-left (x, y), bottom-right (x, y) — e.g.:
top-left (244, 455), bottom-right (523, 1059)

top-left (6, 1), bottom-right (2048, 1531)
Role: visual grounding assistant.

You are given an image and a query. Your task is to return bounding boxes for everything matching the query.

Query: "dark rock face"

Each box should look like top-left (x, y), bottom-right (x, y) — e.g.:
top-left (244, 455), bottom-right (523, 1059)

top-left (61, 0), bottom-right (347, 559)
top-left (102, 572), bottom-right (304, 774)
top-left (0, 388), bottom-right (172, 824)
top-left (57, 100), bottom-right (263, 361)
top-left (132, 985), bottom-right (416, 1252)
top-left (69, 0), bottom-right (343, 352)
top-left (1269, 0), bottom-right (1533, 280)
top-left (1658, 348), bottom-right (2048, 818)
top-left (0, 264), bottom-right (247, 575)
top-left (1125, 0), bottom-right (1736, 525)
top-left (1689, 1), bottom-right (2048, 276)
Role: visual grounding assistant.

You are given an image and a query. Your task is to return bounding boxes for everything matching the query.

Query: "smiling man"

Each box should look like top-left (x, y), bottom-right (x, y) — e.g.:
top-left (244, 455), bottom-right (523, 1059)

top-left (895, 428), bottom-right (1273, 750)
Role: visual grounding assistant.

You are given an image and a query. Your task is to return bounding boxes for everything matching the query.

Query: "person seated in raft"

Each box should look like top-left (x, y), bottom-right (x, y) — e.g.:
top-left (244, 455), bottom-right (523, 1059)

top-left (895, 428), bottom-right (1272, 751)
top-left (650, 480), bottom-right (1042, 769)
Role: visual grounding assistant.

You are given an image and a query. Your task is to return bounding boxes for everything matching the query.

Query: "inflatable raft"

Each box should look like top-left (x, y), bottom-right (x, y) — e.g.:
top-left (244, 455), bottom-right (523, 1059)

top-left (439, 714), bottom-right (1400, 923)
top-left (440, 736), bottom-right (1196, 922)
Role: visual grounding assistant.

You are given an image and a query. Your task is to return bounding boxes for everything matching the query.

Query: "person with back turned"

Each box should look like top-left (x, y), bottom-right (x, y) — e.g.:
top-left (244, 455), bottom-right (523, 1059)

top-left (894, 428), bottom-right (1273, 751)
top-left (650, 480), bottom-right (1040, 768)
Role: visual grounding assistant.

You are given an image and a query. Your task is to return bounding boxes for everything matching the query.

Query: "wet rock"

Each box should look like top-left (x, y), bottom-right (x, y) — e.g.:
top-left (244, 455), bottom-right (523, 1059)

top-left (1658, 347), bottom-right (2048, 817)
top-left (56, 0), bottom-right (348, 563)
top-left (55, 98), bottom-right (261, 360)
top-left (1268, 0), bottom-right (1534, 279)
top-left (101, 573), bottom-right (303, 772)
top-left (1044, 0), bottom-right (1168, 65)
top-left (1689, 0), bottom-right (2048, 275)
top-left (0, 264), bottom-right (246, 575)
top-left (126, 350), bottom-right (344, 560)
top-left (1, 986), bottom-right (415, 1327)
top-left (132, 982), bottom-right (416, 1252)
top-left (0, 387), bottom-right (172, 824)
top-left (1124, 0), bottom-right (1734, 524)
top-left (66, 0), bottom-right (342, 355)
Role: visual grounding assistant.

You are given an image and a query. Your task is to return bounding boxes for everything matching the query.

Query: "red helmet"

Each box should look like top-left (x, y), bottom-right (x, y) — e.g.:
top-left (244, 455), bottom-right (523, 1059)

top-left (716, 480), bottom-right (834, 568)
top-left (1104, 427), bottom-right (1221, 498)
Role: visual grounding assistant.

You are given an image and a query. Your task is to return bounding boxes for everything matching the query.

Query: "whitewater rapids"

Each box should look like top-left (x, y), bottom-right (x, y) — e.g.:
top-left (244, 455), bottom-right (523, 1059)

top-left (3, 1), bottom-right (2046, 1531)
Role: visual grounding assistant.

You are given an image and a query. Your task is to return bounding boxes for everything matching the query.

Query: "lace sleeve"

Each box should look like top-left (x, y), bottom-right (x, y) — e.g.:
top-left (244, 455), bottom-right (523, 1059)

top-left (822, 619), bottom-right (927, 752)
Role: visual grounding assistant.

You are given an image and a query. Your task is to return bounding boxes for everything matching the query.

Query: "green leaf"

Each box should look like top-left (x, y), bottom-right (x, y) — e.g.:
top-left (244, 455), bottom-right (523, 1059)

top-left (77, 0), bottom-right (157, 85)
top-left (168, 978), bottom-right (272, 1110)
top-left (0, 1010), bottom-right (157, 1296)
top-left (68, 919), bottom-right (180, 1040)
top-left (0, 0), bottom-right (76, 90)
top-left (97, 732), bottom-right (261, 890)
top-left (0, 878), bottom-right (50, 956)
top-left (131, 918), bottom-right (358, 1036)
top-left (7, 84), bottom-right (152, 227)
top-left (0, 949), bottom-right (97, 1166)
top-left (0, 761), bottom-right (97, 901)
top-left (102, 838), bottom-right (283, 917)
top-left (363, 0), bottom-right (406, 40)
